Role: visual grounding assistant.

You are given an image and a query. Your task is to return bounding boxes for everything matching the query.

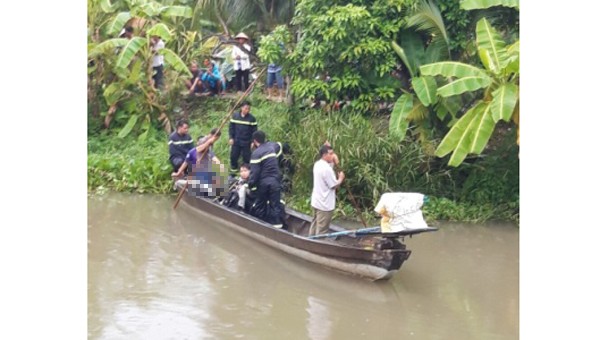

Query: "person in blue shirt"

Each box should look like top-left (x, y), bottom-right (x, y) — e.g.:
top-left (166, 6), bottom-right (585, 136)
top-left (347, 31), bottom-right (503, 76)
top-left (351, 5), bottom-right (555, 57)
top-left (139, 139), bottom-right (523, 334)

top-left (201, 58), bottom-right (225, 96)
top-left (266, 43), bottom-right (285, 101)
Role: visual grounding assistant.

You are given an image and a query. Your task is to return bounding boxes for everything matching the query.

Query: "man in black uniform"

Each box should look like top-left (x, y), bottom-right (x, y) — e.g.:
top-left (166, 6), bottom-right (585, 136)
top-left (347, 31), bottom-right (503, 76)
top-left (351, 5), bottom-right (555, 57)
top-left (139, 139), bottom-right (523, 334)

top-left (228, 101), bottom-right (257, 178)
top-left (264, 141), bottom-right (295, 195)
top-left (168, 119), bottom-right (194, 172)
top-left (248, 130), bottom-right (283, 227)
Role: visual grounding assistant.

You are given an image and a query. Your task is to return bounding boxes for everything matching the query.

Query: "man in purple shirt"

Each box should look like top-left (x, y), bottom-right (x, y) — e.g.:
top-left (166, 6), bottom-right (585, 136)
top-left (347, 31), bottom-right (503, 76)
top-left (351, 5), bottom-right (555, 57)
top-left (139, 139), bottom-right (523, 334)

top-left (172, 128), bottom-right (224, 181)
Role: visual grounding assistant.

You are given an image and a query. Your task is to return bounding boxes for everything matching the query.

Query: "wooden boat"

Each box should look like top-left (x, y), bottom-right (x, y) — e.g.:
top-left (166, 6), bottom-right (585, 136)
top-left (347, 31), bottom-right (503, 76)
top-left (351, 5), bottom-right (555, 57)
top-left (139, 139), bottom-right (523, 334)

top-left (175, 182), bottom-right (436, 281)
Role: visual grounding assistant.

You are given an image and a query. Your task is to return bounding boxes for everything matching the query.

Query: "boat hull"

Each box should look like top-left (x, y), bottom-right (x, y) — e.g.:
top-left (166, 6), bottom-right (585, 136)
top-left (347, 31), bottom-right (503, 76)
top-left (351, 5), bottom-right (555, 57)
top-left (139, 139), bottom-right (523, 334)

top-left (179, 188), bottom-right (411, 280)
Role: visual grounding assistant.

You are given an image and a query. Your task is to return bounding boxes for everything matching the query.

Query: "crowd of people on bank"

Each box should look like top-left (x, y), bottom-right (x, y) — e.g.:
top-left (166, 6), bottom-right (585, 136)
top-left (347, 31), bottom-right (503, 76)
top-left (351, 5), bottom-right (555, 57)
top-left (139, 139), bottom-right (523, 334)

top-left (168, 101), bottom-right (344, 235)
top-left (118, 26), bottom-right (285, 98)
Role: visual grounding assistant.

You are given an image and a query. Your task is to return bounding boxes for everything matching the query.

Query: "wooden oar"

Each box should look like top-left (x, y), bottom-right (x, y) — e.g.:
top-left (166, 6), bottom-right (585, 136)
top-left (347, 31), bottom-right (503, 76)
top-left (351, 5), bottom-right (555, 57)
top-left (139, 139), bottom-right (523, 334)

top-left (173, 68), bottom-right (266, 209)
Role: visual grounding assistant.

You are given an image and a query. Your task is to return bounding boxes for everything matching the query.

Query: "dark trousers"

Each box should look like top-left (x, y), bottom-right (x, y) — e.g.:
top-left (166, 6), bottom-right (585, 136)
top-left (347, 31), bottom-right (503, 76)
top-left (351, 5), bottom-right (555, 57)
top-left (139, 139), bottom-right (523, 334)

top-left (153, 65), bottom-right (164, 89)
top-left (171, 156), bottom-right (185, 172)
top-left (252, 178), bottom-right (282, 225)
top-left (202, 79), bottom-right (223, 95)
top-left (235, 69), bottom-right (250, 92)
top-left (230, 143), bottom-right (251, 174)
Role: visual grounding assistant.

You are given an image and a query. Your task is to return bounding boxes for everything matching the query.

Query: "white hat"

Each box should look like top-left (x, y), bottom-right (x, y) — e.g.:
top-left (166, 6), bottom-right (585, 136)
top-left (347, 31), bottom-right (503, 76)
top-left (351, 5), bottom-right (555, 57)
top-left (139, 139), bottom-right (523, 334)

top-left (235, 32), bottom-right (249, 40)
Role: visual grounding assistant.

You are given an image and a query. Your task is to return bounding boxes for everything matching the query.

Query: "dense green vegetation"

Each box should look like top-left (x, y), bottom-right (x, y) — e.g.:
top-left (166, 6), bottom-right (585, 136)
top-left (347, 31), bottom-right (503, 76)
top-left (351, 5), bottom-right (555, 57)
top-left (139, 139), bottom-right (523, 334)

top-left (88, 0), bottom-right (519, 224)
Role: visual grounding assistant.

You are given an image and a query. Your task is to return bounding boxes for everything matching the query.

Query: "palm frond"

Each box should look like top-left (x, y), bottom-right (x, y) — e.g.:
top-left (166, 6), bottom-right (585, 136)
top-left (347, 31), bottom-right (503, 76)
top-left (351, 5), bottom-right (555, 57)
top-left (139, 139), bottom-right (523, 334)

top-left (398, 31), bottom-right (425, 76)
top-left (406, 0), bottom-right (450, 59)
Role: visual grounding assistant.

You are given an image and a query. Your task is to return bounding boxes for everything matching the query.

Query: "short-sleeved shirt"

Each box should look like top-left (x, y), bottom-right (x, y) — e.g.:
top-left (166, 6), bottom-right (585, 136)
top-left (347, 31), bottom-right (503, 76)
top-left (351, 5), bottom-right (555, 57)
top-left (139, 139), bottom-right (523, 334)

top-left (152, 39), bottom-right (165, 67)
top-left (310, 159), bottom-right (339, 211)
top-left (185, 136), bottom-right (215, 173)
top-left (168, 132), bottom-right (194, 162)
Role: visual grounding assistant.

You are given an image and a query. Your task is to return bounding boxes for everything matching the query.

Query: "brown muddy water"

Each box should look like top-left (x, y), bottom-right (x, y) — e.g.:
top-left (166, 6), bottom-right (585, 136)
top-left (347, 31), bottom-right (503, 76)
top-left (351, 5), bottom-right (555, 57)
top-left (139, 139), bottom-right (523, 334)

top-left (88, 193), bottom-right (518, 339)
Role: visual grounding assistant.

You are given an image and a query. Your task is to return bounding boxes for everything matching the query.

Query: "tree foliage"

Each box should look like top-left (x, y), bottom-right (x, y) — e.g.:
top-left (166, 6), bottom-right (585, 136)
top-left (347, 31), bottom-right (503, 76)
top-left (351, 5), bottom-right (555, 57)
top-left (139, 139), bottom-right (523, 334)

top-left (256, 25), bottom-right (292, 65)
top-left (287, 0), bottom-right (418, 112)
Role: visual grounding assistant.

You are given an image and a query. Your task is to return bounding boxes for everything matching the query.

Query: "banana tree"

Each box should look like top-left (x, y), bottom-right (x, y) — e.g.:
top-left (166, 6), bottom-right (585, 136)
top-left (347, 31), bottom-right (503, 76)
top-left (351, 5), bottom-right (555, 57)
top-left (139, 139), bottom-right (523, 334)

top-left (88, 0), bottom-right (195, 137)
top-left (417, 16), bottom-right (519, 166)
top-left (89, 22), bottom-right (191, 138)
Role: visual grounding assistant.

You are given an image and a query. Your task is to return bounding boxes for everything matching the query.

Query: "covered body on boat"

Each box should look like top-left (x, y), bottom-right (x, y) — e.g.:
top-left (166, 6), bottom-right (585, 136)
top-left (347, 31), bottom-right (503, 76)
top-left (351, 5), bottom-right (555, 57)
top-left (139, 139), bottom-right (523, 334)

top-left (175, 182), bottom-right (435, 281)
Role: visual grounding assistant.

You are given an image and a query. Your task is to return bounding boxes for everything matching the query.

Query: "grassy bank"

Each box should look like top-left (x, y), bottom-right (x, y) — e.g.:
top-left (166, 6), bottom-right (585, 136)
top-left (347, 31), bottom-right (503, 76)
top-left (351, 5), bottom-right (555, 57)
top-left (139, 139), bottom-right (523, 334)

top-left (88, 95), bottom-right (519, 225)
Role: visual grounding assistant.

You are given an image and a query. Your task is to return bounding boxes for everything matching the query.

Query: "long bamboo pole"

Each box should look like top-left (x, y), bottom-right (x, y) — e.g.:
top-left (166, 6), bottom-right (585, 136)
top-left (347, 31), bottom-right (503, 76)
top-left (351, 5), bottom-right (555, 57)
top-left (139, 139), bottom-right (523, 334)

top-left (173, 68), bottom-right (266, 209)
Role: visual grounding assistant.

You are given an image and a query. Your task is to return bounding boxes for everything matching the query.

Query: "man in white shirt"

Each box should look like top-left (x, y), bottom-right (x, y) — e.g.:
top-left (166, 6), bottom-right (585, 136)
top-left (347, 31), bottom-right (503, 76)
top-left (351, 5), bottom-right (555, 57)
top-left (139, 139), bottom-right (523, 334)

top-left (150, 35), bottom-right (165, 89)
top-left (232, 32), bottom-right (252, 93)
top-left (309, 144), bottom-right (345, 236)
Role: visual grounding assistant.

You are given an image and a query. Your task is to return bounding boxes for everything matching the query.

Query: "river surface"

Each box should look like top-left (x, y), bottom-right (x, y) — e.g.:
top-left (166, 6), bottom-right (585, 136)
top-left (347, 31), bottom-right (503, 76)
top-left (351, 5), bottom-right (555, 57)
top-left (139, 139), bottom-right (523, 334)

top-left (88, 193), bottom-right (518, 340)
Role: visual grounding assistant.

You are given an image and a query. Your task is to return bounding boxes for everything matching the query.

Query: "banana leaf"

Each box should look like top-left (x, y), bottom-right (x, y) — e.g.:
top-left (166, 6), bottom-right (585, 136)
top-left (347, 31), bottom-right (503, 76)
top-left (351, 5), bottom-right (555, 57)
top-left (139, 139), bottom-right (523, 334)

top-left (460, 0), bottom-right (519, 10)
top-left (103, 83), bottom-right (123, 106)
top-left (140, 2), bottom-right (161, 17)
top-left (476, 18), bottom-right (509, 73)
top-left (88, 38), bottom-right (128, 57)
top-left (146, 23), bottom-right (171, 41)
top-left (99, 0), bottom-right (118, 13)
top-left (160, 49), bottom-right (192, 77)
top-left (468, 102), bottom-right (495, 154)
top-left (478, 48), bottom-right (498, 74)
top-left (118, 114), bottom-right (139, 138)
top-left (106, 12), bottom-right (132, 36)
top-left (127, 59), bottom-right (144, 84)
top-left (412, 76), bottom-right (438, 107)
top-left (389, 94), bottom-right (414, 141)
top-left (160, 5), bottom-right (193, 19)
top-left (420, 61), bottom-right (487, 78)
top-left (116, 37), bottom-right (146, 69)
top-left (437, 75), bottom-right (491, 97)
top-left (436, 95), bottom-right (462, 120)
top-left (435, 101), bottom-right (486, 166)
top-left (491, 83), bottom-right (518, 122)
top-left (505, 40), bottom-right (520, 75)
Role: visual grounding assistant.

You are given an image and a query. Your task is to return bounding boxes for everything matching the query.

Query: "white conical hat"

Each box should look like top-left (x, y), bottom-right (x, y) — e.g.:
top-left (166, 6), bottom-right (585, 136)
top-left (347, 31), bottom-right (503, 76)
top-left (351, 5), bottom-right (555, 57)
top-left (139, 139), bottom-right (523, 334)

top-left (235, 32), bottom-right (249, 40)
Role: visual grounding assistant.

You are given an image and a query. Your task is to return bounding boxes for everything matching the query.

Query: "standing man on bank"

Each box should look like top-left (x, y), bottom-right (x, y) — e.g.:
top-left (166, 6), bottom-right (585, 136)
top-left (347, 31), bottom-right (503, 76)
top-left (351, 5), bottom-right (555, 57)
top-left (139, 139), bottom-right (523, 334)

top-left (228, 101), bottom-right (257, 179)
top-left (248, 130), bottom-right (283, 227)
top-left (309, 144), bottom-right (345, 236)
top-left (232, 32), bottom-right (252, 93)
top-left (150, 35), bottom-right (165, 89)
top-left (168, 119), bottom-right (195, 173)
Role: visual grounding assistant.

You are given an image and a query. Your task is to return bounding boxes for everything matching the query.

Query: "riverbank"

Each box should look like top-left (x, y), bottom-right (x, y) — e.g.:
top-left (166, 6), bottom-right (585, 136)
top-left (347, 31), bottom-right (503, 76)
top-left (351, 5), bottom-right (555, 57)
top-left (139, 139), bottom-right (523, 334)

top-left (88, 95), bottom-right (519, 224)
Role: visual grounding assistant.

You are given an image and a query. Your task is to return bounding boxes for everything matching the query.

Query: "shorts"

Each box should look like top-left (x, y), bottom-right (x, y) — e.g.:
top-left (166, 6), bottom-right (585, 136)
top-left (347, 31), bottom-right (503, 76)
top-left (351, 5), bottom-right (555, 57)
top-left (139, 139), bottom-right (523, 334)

top-left (267, 71), bottom-right (284, 89)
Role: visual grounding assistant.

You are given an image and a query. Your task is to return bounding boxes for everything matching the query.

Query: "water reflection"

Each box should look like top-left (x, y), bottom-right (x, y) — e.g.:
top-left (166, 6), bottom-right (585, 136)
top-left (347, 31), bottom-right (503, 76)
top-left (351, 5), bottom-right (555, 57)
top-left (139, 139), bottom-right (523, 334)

top-left (306, 296), bottom-right (332, 340)
top-left (88, 193), bottom-right (518, 339)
